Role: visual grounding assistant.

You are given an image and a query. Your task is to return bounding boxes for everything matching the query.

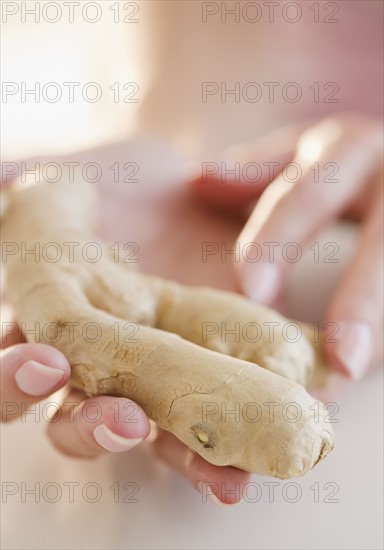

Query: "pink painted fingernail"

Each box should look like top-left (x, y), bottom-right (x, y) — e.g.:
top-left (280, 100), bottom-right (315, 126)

top-left (15, 360), bottom-right (65, 396)
top-left (334, 321), bottom-right (373, 381)
top-left (197, 481), bottom-right (242, 507)
top-left (93, 424), bottom-right (143, 452)
top-left (241, 262), bottom-right (280, 304)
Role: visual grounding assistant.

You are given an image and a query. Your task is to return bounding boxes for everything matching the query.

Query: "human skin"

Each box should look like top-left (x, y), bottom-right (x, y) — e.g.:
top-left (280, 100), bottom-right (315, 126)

top-left (2, 122), bottom-right (382, 504)
top-left (1, 0), bottom-right (383, 506)
top-left (0, 139), bottom-right (260, 505)
top-left (135, 0), bottom-right (384, 380)
top-left (191, 115), bottom-right (384, 381)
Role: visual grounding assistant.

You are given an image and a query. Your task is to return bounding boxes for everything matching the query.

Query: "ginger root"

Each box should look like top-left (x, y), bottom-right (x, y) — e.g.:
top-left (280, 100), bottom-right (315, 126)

top-left (1, 176), bottom-right (334, 478)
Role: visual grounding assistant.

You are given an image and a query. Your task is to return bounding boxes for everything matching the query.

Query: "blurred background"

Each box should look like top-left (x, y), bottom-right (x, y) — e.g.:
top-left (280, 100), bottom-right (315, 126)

top-left (4, 1), bottom-right (382, 161)
top-left (2, 3), bottom-right (140, 158)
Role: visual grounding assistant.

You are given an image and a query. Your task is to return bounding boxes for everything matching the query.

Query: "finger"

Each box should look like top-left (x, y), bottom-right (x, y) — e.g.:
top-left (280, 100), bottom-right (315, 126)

top-left (152, 428), bottom-right (251, 506)
top-left (235, 117), bottom-right (382, 304)
top-left (47, 391), bottom-right (151, 458)
top-left (325, 184), bottom-right (383, 380)
top-left (0, 343), bottom-right (71, 422)
top-left (188, 122), bottom-right (310, 209)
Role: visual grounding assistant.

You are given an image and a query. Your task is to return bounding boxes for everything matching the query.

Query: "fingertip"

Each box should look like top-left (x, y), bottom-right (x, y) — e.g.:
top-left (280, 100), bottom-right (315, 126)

top-left (14, 359), bottom-right (67, 396)
top-left (75, 396), bottom-right (151, 456)
top-left (324, 321), bottom-right (373, 381)
top-left (90, 396), bottom-right (151, 440)
top-left (153, 429), bottom-right (250, 506)
top-left (326, 354), bottom-right (352, 379)
top-left (235, 260), bottom-right (281, 305)
top-left (3, 343), bottom-right (70, 374)
top-left (47, 395), bottom-right (151, 458)
top-left (192, 454), bottom-right (251, 506)
top-left (2, 343), bottom-right (70, 398)
top-left (92, 423), bottom-right (144, 453)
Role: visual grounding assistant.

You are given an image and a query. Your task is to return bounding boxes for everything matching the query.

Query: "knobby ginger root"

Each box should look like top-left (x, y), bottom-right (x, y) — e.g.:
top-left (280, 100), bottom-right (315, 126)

top-left (1, 176), bottom-right (334, 478)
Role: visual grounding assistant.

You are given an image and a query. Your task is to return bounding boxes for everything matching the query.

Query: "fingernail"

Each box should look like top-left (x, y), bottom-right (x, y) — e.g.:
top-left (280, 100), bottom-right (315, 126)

top-left (197, 481), bottom-right (243, 507)
top-left (93, 424), bottom-right (143, 452)
top-left (334, 321), bottom-right (373, 380)
top-left (15, 360), bottom-right (65, 396)
top-left (241, 262), bottom-right (280, 304)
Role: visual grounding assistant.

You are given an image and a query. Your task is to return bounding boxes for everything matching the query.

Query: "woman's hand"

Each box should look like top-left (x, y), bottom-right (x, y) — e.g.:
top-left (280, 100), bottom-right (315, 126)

top-left (192, 114), bottom-right (383, 381)
top-left (2, 120), bottom-right (381, 502)
top-left (1, 336), bottom-right (151, 456)
top-left (1, 138), bottom-right (252, 505)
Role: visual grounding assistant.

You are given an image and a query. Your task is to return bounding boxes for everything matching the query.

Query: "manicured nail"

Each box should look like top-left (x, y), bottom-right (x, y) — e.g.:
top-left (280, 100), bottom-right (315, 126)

top-left (241, 262), bottom-right (280, 304)
top-left (334, 321), bottom-right (373, 380)
top-left (197, 481), bottom-right (242, 507)
top-left (15, 360), bottom-right (65, 396)
top-left (93, 424), bottom-right (143, 452)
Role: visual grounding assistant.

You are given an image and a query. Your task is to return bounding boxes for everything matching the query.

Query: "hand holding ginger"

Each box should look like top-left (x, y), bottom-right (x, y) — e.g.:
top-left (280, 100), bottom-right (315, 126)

top-left (1, 168), bottom-right (334, 479)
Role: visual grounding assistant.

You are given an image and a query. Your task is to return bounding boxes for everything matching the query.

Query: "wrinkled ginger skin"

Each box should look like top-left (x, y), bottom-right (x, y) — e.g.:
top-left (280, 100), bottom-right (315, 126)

top-left (1, 177), bottom-right (334, 478)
